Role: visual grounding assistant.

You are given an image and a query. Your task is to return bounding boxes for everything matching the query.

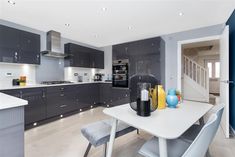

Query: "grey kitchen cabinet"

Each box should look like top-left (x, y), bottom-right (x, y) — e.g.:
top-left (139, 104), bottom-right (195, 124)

top-left (99, 83), bottom-right (112, 106)
top-left (0, 24), bottom-right (41, 65)
top-left (18, 31), bottom-right (40, 64)
top-left (46, 85), bottom-right (78, 118)
top-left (64, 43), bottom-right (104, 69)
top-left (90, 50), bottom-right (104, 69)
top-left (112, 37), bottom-right (164, 83)
top-left (0, 25), bottom-right (19, 63)
top-left (112, 43), bottom-right (129, 60)
top-left (1, 88), bottom-right (47, 125)
top-left (76, 84), bottom-right (100, 109)
top-left (111, 88), bottom-right (130, 106)
top-left (21, 88), bottom-right (46, 124)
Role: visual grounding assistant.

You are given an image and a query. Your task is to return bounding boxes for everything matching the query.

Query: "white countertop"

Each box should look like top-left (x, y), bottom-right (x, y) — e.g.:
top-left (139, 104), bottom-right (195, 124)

top-left (103, 100), bottom-right (213, 139)
top-left (0, 81), bottom-right (112, 90)
top-left (0, 92), bottom-right (28, 110)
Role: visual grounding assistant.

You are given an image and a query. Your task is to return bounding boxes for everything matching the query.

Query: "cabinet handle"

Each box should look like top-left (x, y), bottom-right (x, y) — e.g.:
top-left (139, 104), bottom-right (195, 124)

top-left (60, 88), bottom-right (64, 90)
top-left (42, 92), bottom-right (46, 98)
top-left (19, 91), bottom-right (23, 98)
top-left (60, 105), bottom-right (67, 108)
top-left (60, 94), bottom-right (64, 97)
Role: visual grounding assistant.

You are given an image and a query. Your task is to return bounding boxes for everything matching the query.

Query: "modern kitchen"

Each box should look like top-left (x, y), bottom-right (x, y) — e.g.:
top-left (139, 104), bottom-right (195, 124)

top-left (0, 1), bottom-right (235, 157)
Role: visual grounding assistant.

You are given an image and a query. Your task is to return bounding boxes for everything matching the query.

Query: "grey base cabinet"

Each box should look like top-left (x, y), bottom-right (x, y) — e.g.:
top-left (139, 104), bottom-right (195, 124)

top-left (0, 83), bottom-right (128, 129)
top-left (0, 107), bottom-right (24, 157)
top-left (99, 83), bottom-right (130, 107)
top-left (1, 88), bottom-right (46, 125)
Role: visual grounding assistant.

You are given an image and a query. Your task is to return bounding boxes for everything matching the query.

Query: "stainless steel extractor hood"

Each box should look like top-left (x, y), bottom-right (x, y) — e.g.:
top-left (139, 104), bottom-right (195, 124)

top-left (41, 30), bottom-right (68, 58)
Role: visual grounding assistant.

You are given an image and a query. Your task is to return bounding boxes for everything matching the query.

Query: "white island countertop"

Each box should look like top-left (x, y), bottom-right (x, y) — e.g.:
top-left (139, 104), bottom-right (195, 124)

top-left (0, 93), bottom-right (28, 110)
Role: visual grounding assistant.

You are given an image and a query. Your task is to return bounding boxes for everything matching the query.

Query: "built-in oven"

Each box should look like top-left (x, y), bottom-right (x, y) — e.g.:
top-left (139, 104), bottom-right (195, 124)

top-left (112, 59), bottom-right (129, 88)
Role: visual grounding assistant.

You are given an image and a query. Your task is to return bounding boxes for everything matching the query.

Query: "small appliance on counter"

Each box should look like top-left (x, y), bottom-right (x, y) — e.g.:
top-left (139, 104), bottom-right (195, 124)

top-left (12, 79), bottom-right (20, 86)
top-left (112, 59), bottom-right (129, 88)
top-left (20, 76), bottom-right (27, 86)
top-left (12, 76), bottom-right (27, 86)
top-left (94, 73), bottom-right (103, 81)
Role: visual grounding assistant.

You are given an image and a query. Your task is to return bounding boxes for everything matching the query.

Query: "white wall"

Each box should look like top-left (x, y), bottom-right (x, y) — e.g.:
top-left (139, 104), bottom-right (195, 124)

top-left (64, 67), bottom-right (97, 82)
top-left (0, 63), bottom-right (36, 86)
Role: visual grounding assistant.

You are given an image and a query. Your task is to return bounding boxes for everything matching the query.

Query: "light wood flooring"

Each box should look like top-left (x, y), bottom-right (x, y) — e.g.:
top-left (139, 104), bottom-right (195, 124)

top-left (25, 107), bottom-right (235, 157)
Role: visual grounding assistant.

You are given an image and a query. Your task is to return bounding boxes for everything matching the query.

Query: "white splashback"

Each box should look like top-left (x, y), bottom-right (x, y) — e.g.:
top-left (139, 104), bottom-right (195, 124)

top-left (0, 63), bottom-right (36, 86)
top-left (64, 67), bottom-right (98, 82)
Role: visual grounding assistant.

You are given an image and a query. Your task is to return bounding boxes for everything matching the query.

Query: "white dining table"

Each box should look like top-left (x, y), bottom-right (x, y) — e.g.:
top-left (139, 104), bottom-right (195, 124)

top-left (103, 100), bottom-right (213, 157)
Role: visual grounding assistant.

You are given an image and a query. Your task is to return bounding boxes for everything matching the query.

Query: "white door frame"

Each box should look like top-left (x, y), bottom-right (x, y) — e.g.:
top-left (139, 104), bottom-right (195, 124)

top-left (177, 35), bottom-right (220, 92)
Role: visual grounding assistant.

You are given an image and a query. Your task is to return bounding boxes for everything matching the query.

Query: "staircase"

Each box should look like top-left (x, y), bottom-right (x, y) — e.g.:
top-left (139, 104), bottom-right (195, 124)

top-left (183, 55), bottom-right (209, 102)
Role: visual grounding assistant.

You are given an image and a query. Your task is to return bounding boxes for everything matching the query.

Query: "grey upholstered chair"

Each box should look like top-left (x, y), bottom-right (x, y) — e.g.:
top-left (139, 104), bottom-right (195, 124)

top-left (81, 119), bottom-right (137, 157)
top-left (180, 104), bottom-right (224, 142)
top-left (138, 105), bottom-right (224, 157)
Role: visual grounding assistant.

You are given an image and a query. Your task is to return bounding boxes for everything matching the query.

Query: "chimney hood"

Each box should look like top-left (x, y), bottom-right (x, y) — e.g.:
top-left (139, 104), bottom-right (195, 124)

top-left (41, 30), bottom-right (68, 58)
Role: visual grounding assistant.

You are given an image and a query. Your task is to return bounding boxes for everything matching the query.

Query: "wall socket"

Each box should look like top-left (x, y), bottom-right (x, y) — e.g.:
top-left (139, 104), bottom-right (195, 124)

top-left (5, 72), bottom-right (13, 77)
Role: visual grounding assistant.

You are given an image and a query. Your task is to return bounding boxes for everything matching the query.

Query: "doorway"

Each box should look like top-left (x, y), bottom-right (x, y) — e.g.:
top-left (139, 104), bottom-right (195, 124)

top-left (177, 26), bottom-right (230, 138)
top-left (181, 39), bottom-right (220, 104)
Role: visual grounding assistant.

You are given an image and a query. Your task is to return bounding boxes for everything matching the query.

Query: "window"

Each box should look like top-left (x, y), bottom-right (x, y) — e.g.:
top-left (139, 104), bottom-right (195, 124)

top-left (206, 60), bottom-right (220, 79)
top-left (207, 62), bottom-right (212, 78)
top-left (215, 62), bottom-right (220, 78)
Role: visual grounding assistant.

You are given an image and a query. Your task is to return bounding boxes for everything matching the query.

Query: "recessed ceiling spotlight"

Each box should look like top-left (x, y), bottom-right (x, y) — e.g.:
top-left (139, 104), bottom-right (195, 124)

top-left (8, 0), bottom-right (15, 5)
top-left (128, 26), bottom-right (133, 30)
top-left (65, 23), bottom-right (70, 27)
top-left (102, 7), bottom-right (107, 11)
top-left (179, 12), bottom-right (184, 16)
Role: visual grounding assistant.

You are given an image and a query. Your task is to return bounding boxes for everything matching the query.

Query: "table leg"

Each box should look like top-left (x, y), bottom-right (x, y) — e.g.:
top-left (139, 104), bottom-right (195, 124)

top-left (106, 118), bottom-right (118, 157)
top-left (159, 137), bottom-right (168, 157)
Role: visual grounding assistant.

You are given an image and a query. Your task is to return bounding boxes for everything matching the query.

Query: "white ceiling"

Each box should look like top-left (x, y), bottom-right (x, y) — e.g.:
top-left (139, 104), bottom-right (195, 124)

top-left (0, 0), bottom-right (234, 47)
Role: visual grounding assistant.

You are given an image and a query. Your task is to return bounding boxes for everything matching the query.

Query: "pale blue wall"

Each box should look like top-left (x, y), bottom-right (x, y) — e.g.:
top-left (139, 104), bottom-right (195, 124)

top-left (161, 24), bottom-right (225, 91)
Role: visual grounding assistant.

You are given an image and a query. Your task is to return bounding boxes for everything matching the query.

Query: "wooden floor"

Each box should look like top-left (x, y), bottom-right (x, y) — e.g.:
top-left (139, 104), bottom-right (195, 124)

top-left (25, 107), bottom-right (235, 157)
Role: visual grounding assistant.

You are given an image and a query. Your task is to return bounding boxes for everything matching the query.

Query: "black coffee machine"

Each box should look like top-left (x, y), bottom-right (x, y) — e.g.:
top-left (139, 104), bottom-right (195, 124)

top-left (94, 73), bottom-right (103, 81)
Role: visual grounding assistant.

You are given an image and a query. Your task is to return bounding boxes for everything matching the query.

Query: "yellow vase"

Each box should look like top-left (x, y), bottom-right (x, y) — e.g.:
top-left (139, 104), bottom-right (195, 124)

top-left (149, 85), bottom-right (158, 110)
top-left (158, 85), bottom-right (166, 109)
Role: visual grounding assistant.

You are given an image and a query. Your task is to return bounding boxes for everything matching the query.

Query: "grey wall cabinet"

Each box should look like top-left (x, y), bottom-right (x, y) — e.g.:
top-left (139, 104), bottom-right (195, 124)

top-left (90, 50), bottom-right (104, 69)
top-left (112, 37), bottom-right (165, 84)
top-left (0, 24), bottom-right (40, 65)
top-left (64, 43), bottom-right (104, 69)
top-left (112, 43), bottom-right (129, 60)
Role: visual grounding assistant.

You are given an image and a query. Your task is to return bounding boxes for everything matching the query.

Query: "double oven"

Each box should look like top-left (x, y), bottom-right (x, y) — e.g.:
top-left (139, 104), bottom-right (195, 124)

top-left (112, 59), bottom-right (129, 88)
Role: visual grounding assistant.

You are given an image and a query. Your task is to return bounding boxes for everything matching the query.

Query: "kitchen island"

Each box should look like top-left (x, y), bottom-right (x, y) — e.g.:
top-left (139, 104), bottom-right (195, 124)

top-left (0, 93), bottom-right (28, 157)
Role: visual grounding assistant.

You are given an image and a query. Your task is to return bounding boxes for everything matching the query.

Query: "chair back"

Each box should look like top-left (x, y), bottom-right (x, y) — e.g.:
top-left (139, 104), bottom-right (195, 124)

top-left (182, 104), bottom-right (224, 157)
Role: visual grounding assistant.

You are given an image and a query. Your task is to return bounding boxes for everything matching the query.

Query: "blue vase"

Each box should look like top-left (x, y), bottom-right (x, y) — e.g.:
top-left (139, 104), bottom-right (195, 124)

top-left (166, 89), bottom-right (178, 108)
